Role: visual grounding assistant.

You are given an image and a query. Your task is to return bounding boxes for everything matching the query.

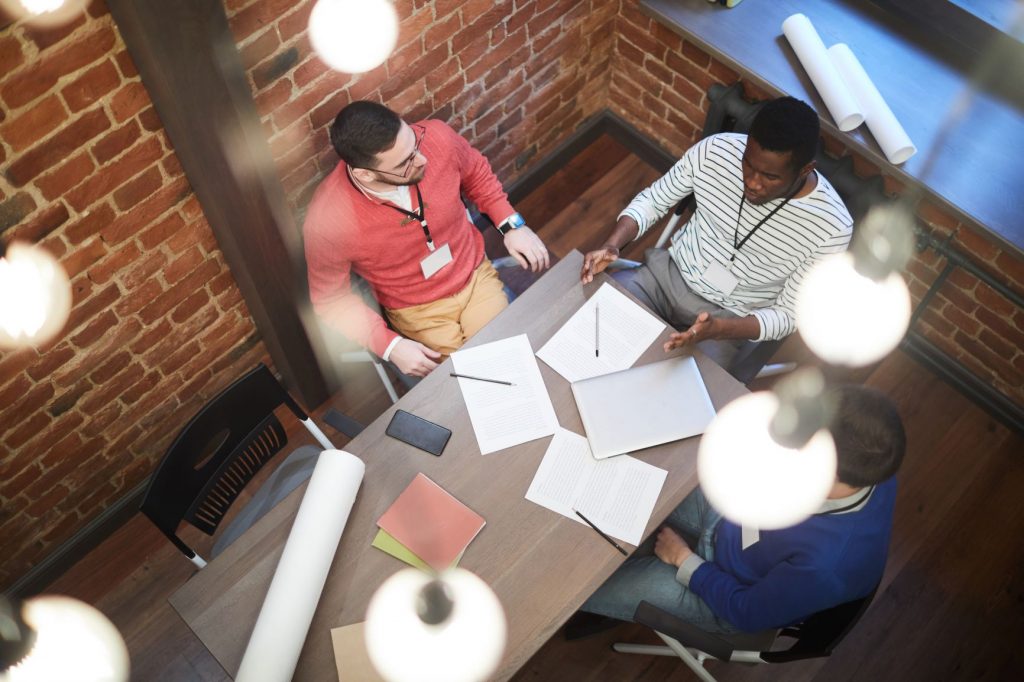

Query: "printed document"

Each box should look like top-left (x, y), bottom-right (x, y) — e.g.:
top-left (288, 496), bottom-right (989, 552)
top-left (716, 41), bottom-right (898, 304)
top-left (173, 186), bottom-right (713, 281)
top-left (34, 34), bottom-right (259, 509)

top-left (536, 283), bottom-right (665, 383)
top-left (525, 428), bottom-right (668, 545)
top-left (451, 334), bottom-right (559, 454)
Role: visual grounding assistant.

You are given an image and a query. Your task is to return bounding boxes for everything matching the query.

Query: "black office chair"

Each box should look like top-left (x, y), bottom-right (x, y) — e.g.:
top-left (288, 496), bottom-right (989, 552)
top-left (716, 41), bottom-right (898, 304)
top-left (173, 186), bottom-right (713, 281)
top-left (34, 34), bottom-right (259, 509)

top-left (614, 587), bottom-right (878, 682)
top-left (139, 363), bottom-right (362, 568)
top-left (630, 82), bottom-right (890, 384)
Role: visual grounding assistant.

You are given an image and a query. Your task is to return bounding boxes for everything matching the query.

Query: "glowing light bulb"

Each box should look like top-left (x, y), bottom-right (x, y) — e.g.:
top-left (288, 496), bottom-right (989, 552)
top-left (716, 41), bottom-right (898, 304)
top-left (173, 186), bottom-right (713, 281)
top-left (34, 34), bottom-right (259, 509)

top-left (365, 568), bottom-right (506, 682)
top-left (698, 392), bottom-right (837, 530)
top-left (0, 242), bottom-right (72, 349)
top-left (0, 0), bottom-right (89, 26)
top-left (308, 0), bottom-right (399, 74)
top-left (796, 252), bottom-right (911, 367)
top-left (3, 596), bottom-right (129, 682)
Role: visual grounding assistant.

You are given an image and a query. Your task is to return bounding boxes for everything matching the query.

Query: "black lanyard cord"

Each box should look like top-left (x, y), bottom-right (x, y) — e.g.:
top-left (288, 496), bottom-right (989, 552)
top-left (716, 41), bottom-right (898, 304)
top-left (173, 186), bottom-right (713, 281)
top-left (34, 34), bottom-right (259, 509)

top-left (384, 184), bottom-right (432, 248)
top-left (731, 182), bottom-right (801, 262)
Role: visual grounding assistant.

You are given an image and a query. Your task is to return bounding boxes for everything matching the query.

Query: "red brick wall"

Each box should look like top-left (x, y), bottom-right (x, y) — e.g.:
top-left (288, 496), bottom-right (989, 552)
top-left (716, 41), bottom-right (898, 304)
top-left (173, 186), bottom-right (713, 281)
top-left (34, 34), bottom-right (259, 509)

top-left (227, 0), bottom-right (616, 212)
top-left (0, 0), bottom-right (616, 587)
top-left (611, 0), bottom-right (1024, 406)
top-left (0, 1), bottom-right (268, 587)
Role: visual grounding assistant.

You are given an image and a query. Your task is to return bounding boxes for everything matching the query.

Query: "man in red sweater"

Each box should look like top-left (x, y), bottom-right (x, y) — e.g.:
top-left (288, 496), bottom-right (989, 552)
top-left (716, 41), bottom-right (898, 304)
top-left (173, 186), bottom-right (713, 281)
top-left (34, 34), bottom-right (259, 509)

top-left (304, 101), bottom-right (549, 376)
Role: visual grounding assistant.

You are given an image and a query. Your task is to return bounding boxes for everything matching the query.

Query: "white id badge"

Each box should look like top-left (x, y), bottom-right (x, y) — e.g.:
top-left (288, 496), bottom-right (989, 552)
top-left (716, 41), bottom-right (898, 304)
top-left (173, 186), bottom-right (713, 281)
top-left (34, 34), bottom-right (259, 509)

top-left (420, 242), bottom-right (453, 279)
top-left (703, 260), bottom-right (739, 295)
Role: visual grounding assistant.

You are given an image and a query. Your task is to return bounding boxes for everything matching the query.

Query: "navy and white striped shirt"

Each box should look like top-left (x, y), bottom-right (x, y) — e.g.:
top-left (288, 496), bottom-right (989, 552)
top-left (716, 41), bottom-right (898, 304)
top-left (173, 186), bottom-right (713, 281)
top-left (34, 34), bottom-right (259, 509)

top-left (621, 133), bottom-right (853, 341)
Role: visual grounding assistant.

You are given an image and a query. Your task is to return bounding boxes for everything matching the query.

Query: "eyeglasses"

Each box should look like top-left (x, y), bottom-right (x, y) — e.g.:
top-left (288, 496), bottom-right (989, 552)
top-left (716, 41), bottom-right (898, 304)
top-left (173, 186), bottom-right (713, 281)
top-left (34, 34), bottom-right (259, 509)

top-left (363, 124), bottom-right (426, 179)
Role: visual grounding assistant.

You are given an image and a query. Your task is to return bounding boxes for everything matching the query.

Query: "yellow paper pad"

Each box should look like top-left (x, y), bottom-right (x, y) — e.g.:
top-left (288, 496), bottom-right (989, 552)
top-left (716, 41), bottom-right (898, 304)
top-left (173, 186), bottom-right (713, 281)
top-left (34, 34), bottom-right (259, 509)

top-left (371, 528), bottom-right (464, 570)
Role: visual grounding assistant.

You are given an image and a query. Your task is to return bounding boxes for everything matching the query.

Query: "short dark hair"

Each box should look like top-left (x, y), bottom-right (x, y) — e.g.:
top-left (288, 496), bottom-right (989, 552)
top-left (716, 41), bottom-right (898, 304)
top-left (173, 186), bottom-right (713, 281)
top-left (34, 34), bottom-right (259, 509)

top-left (829, 385), bottom-right (906, 487)
top-left (329, 100), bottom-right (402, 169)
top-left (748, 96), bottom-right (820, 170)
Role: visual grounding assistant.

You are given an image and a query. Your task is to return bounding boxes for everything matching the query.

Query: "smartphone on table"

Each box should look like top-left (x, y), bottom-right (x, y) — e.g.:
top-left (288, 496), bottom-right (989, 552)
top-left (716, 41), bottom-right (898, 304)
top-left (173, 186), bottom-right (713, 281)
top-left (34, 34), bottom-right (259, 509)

top-left (385, 409), bottom-right (452, 456)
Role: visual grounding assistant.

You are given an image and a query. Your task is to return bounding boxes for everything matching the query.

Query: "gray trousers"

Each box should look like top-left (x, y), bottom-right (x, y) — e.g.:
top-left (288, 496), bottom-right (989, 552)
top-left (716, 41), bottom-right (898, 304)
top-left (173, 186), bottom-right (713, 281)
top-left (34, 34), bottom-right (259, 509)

top-left (612, 249), bottom-right (745, 370)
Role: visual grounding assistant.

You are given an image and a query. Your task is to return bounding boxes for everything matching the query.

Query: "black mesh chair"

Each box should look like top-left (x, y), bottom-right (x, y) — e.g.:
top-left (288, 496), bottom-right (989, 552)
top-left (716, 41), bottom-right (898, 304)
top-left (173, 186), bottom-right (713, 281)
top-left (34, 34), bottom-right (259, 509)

top-left (634, 82), bottom-right (890, 384)
top-left (614, 587), bottom-right (878, 682)
top-left (139, 363), bottom-right (361, 568)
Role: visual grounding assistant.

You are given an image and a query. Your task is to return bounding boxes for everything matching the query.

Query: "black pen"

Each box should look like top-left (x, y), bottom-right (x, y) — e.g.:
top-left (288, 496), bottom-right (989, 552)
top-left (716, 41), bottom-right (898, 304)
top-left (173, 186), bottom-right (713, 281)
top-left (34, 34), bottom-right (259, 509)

top-left (574, 509), bottom-right (627, 555)
top-left (595, 303), bottom-right (600, 357)
top-left (449, 372), bottom-right (514, 386)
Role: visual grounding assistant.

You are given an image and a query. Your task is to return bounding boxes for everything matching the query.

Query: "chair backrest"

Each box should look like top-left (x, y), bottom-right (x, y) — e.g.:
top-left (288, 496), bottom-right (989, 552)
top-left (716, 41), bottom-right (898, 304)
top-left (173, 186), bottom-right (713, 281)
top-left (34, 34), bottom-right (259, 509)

top-left (761, 585), bottom-right (878, 663)
top-left (140, 364), bottom-right (307, 550)
top-left (704, 82), bottom-right (891, 224)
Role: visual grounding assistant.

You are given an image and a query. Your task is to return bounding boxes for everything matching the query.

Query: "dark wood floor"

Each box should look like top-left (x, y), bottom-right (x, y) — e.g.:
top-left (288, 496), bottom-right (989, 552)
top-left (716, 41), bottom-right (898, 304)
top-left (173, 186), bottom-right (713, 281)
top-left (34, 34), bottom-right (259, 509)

top-left (49, 136), bottom-right (1024, 681)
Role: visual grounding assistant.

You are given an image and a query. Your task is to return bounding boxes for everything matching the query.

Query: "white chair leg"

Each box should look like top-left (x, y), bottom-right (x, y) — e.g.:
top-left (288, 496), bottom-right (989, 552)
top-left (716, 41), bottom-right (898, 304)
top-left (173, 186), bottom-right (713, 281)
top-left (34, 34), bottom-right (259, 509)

top-left (614, 633), bottom-right (718, 682)
top-left (753, 361), bottom-right (799, 380)
top-left (373, 360), bottom-right (399, 404)
top-left (612, 643), bottom-right (677, 656)
top-left (299, 417), bottom-right (335, 450)
top-left (654, 631), bottom-right (719, 682)
top-left (654, 213), bottom-right (683, 249)
top-left (190, 553), bottom-right (207, 569)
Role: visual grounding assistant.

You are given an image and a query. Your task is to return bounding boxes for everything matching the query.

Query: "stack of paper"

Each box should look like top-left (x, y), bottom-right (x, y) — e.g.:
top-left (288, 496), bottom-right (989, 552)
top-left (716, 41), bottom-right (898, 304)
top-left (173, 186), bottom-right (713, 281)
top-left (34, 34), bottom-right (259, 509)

top-left (451, 333), bottom-right (559, 454)
top-left (536, 283), bottom-right (665, 383)
top-left (373, 473), bottom-right (485, 571)
top-left (525, 429), bottom-right (668, 546)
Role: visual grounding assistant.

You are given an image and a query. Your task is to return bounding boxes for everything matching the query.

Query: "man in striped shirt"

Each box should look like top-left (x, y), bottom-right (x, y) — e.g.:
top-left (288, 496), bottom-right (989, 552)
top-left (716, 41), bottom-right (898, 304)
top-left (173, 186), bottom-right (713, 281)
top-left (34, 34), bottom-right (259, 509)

top-left (581, 97), bottom-right (852, 370)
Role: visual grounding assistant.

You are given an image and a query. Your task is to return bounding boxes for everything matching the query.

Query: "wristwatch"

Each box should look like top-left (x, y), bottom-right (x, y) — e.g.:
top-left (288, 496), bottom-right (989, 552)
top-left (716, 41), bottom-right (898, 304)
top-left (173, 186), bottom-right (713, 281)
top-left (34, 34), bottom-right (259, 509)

top-left (496, 212), bottom-right (525, 236)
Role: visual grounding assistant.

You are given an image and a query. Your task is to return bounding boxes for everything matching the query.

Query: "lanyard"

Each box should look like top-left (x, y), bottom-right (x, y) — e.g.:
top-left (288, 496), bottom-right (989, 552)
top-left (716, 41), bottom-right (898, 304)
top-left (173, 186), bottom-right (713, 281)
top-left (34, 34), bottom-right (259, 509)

top-left (731, 184), bottom-right (800, 262)
top-left (381, 184), bottom-right (435, 251)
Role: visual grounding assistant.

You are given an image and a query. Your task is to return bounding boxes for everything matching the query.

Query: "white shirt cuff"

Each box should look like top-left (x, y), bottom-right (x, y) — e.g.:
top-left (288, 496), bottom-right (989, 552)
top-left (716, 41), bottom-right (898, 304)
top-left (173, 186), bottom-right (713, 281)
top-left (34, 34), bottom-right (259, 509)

top-left (381, 336), bottom-right (402, 362)
top-left (676, 554), bottom-right (705, 586)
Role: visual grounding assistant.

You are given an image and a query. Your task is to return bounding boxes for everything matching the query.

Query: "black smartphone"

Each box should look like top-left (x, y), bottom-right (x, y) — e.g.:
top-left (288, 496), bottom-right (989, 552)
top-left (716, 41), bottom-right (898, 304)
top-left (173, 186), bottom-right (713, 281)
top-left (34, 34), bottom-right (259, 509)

top-left (385, 409), bottom-right (451, 456)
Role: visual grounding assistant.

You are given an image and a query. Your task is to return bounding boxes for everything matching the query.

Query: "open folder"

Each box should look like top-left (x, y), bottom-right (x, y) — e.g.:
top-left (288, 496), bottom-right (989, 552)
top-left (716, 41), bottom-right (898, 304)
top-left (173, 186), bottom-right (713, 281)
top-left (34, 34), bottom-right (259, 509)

top-left (571, 355), bottom-right (716, 459)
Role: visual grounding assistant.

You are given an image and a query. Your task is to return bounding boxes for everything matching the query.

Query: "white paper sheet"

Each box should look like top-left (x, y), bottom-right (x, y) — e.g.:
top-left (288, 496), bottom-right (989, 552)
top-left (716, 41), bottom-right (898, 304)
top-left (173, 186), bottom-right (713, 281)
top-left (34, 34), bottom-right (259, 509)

top-left (828, 44), bottom-right (917, 164)
top-left (236, 450), bottom-right (365, 682)
top-left (525, 429), bottom-right (668, 546)
top-left (536, 283), bottom-right (665, 383)
top-left (451, 334), bottom-right (558, 455)
top-left (782, 13), bottom-right (864, 132)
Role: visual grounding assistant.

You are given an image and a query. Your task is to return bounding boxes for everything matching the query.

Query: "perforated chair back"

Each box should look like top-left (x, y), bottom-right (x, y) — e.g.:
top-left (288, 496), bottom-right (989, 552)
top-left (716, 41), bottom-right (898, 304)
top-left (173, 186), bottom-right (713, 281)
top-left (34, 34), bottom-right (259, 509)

top-left (140, 364), bottom-right (322, 566)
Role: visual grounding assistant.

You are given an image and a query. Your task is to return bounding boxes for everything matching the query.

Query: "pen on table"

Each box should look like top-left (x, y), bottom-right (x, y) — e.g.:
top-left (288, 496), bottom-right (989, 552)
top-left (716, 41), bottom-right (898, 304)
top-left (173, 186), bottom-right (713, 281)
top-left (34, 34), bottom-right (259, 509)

top-left (449, 372), bottom-right (515, 386)
top-left (574, 509), bottom-right (627, 556)
top-left (595, 303), bottom-right (600, 357)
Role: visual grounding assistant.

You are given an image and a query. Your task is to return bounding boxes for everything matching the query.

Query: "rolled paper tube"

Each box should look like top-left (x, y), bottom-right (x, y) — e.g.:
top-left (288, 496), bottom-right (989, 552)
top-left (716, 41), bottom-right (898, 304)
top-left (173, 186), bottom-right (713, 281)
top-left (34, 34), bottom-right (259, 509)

top-left (782, 13), bottom-right (864, 132)
top-left (236, 449), bottom-right (366, 682)
top-left (828, 43), bottom-right (917, 164)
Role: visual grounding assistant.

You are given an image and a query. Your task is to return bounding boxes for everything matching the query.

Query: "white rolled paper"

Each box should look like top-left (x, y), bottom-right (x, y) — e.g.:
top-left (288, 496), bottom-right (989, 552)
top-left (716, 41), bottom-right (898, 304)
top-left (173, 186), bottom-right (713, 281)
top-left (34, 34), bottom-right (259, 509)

top-left (782, 13), bottom-right (864, 131)
top-left (236, 449), bottom-right (365, 682)
top-left (828, 43), bottom-right (917, 164)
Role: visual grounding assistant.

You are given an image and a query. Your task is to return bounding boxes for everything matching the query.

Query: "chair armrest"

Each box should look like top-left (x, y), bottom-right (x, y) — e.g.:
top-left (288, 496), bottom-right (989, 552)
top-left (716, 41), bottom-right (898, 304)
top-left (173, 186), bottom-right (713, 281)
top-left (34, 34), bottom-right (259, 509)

top-left (633, 601), bottom-right (735, 662)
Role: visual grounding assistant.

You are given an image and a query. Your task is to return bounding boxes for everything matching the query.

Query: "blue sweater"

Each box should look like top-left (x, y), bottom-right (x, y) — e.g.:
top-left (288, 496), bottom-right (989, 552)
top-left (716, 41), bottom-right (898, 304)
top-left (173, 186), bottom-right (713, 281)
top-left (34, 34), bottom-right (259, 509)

top-left (688, 478), bottom-right (896, 632)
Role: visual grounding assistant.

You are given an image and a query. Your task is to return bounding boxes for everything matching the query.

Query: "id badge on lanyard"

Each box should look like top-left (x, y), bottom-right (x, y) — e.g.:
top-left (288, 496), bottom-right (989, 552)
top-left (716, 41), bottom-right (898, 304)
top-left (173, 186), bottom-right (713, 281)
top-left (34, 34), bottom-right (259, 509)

top-left (703, 260), bottom-right (739, 295)
top-left (420, 241), bottom-right (453, 278)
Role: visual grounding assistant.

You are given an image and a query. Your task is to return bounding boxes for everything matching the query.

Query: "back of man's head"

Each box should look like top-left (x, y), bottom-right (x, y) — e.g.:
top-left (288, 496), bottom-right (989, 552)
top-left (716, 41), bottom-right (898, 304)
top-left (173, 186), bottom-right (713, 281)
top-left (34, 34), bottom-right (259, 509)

top-left (748, 96), bottom-right (820, 170)
top-left (330, 101), bottom-right (402, 169)
top-left (829, 385), bottom-right (906, 487)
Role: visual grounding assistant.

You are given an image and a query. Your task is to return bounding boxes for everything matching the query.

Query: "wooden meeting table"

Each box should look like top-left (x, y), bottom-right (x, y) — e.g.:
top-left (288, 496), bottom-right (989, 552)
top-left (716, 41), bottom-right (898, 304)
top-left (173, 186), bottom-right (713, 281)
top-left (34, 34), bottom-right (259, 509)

top-left (169, 250), bottom-right (747, 680)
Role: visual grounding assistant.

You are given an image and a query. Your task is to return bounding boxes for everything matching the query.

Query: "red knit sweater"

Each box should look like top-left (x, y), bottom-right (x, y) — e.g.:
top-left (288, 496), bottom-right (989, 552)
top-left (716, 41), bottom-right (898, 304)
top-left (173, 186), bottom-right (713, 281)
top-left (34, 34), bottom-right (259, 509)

top-left (304, 120), bottom-right (515, 356)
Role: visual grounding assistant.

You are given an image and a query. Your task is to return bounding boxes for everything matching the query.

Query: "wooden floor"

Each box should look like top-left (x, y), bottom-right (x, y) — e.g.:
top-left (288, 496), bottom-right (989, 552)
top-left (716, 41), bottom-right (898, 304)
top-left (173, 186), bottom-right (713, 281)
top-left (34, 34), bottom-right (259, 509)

top-left (48, 136), bottom-right (1024, 681)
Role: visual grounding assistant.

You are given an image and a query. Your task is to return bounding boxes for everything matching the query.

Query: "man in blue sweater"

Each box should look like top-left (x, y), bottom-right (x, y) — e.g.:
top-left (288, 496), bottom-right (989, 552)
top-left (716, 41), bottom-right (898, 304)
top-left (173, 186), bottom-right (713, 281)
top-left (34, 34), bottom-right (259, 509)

top-left (571, 384), bottom-right (906, 636)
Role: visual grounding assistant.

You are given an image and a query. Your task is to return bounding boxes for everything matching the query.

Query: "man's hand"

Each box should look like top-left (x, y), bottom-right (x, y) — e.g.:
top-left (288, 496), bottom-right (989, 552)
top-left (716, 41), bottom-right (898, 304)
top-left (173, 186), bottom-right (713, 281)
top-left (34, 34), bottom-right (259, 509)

top-left (654, 526), bottom-right (693, 568)
top-left (504, 226), bottom-right (550, 273)
top-left (664, 311), bottom-right (715, 352)
top-left (580, 245), bottom-right (620, 284)
top-left (389, 339), bottom-right (442, 377)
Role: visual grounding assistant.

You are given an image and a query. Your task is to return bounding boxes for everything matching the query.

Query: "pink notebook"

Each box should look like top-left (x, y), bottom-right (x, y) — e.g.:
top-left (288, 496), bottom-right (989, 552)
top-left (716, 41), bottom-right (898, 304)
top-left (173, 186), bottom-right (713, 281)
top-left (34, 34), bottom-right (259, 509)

top-left (377, 473), bottom-right (486, 571)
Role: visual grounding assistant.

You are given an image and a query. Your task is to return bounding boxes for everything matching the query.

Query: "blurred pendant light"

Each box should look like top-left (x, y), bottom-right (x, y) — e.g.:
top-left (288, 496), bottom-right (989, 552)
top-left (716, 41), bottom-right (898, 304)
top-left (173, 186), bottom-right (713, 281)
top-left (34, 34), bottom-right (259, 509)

top-left (698, 369), bottom-right (837, 529)
top-left (308, 0), bottom-right (398, 74)
top-left (796, 203), bottom-right (914, 366)
top-left (0, 595), bottom-right (129, 682)
top-left (364, 568), bottom-right (506, 682)
top-left (0, 241), bottom-right (72, 350)
top-left (0, 0), bottom-right (89, 27)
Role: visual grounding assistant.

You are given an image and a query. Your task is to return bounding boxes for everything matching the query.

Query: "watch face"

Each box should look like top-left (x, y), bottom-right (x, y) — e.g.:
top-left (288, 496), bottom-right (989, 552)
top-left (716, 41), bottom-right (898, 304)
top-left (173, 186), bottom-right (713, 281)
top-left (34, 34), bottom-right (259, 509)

top-left (509, 213), bottom-right (525, 228)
